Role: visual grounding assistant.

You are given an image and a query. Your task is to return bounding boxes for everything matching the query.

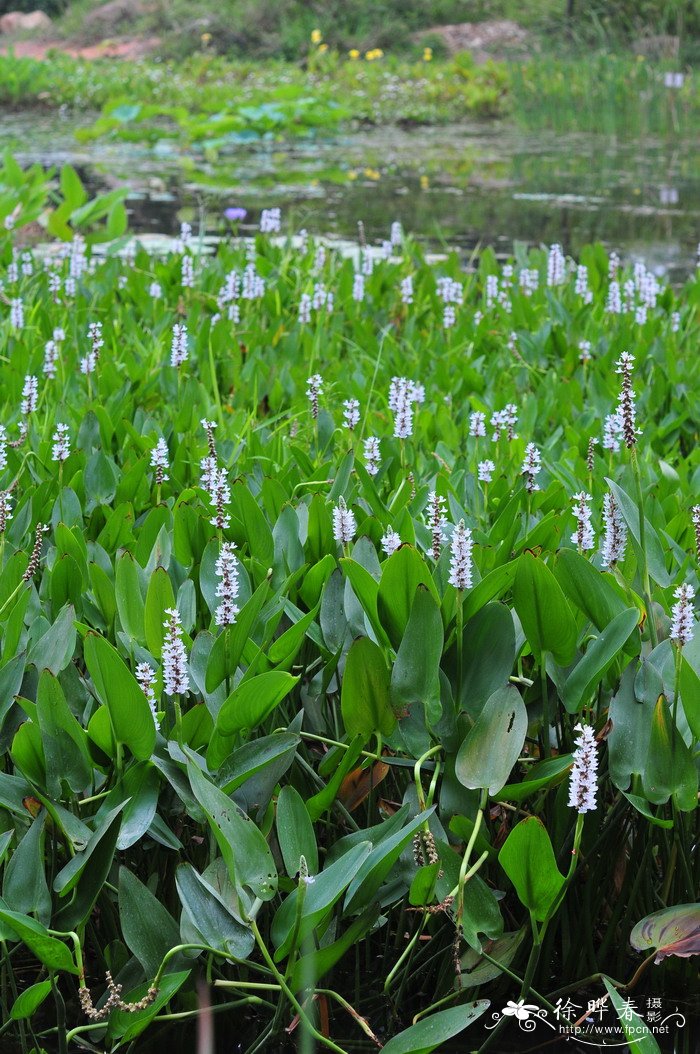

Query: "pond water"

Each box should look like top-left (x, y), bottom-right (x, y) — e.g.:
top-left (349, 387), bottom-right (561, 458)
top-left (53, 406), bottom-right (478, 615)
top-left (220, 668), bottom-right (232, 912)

top-left (2, 111), bottom-right (699, 280)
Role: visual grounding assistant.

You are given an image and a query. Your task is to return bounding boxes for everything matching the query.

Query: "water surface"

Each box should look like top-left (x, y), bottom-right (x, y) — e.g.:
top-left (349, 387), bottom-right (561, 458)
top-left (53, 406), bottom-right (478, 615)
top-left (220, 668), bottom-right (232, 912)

top-left (2, 112), bottom-right (698, 279)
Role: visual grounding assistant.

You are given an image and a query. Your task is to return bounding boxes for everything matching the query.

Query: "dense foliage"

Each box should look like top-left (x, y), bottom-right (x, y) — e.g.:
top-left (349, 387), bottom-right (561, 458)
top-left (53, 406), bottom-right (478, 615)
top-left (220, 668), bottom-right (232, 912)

top-left (0, 157), bottom-right (698, 1053)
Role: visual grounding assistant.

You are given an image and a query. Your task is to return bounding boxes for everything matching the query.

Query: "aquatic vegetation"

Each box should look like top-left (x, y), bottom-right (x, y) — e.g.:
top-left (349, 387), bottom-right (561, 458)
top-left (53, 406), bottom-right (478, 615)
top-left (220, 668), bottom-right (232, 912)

top-left (0, 164), bottom-right (698, 1052)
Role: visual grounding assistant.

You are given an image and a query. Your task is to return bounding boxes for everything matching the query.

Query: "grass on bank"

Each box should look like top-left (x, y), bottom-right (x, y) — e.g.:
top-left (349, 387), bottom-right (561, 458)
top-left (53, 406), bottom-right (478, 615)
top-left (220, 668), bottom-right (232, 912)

top-left (0, 47), bottom-right (698, 141)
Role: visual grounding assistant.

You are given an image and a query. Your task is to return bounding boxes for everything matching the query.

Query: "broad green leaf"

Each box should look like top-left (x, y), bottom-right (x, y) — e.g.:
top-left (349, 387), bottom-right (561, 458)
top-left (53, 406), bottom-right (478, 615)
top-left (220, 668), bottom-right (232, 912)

top-left (36, 671), bottom-right (92, 796)
top-left (53, 804), bottom-right (125, 930)
top-left (119, 867), bottom-right (180, 978)
top-left (455, 685), bottom-right (527, 795)
top-left (11, 979), bottom-right (53, 1020)
top-left (513, 552), bottom-right (577, 665)
top-left (642, 696), bottom-right (697, 811)
top-left (115, 551), bottom-right (146, 643)
top-left (459, 602), bottom-right (515, 715)
top-left (175, 862), bottom-right (254, 958)
top-left (187, 759), bottom-right (277, 906)
top-left (27, 604), bottom-right (76, 675)
top-left (380, 1001), bottom-right (490, 1054)
top-left (562, 608), bottom-right (639, 712)
top-left (0, 908), bottom-right (78, 973)
top-left (377, 547), bottom-right (439, 650)
top-left (208, 670), bottom-right (299, 767)
top-left (344, 807), bottom-right (435, 914)
top-left (144, 566), bottom-right (175, 659)
top-left (83, 633), bottom-right (156, 759)
top-left (391, 585), bottom-right (443, 729)
top-left (555, 548), bottom-right (628, 630)
top-left (271, 842), bottom-right (372, 961)
top-left (499, 754), bottom-right (573, 803)
top-left (498, 817), bottom-right (565, 921)
top-left (341, 637), bottom-right (395, 740)
top-left (276, 785), bottom-right (318, 877)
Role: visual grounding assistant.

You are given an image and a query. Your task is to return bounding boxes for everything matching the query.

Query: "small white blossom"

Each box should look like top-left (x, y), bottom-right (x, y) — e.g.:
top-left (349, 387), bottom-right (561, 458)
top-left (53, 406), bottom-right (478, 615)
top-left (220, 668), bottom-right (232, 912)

top-left (568, 723), bottom-right (598, 813)
top-left (135, 662), bottom-right (159, 725)
top-left (0, 489), bottom-right (12, 533)
top-left (381, 529), bottom-right (401, 556)
top-left (363, 436), bottom-right (381, 477)
top-left (448, 520), bottom-right (473, 590)
top-left (470, 411), bottom-right (487, 438)
top-left (521, 443), bottom-right (542, 493)
top-left (150, 438), bottom-right (170, 484)
top-left (51, 423), bottom-right (70, 463)
top-left (571, 492), bottom-right (595, 552)
top-left (307, 374), bottom-right (323, 419)
top-left (170, 323), bottom-right (188, 368)
top-left (208, 467), bottom-right (231, 530)
top-left (215, 542), bottom-right (240, 626)
top-left (343, 399), bottom-right (360, 430)
top-left (600, 492), bottom-right (627, 567)
top-left (427, 492), bottom-right (448, 560)
top-left (260, 207), bottom-right (281, 233)
top-left (162, 608), bottom-right (190, 696)
top-left (332, 497), bottom-right (356, 545)
top-left (478, 459), bottom-right (495, 483)
top-left (20, 375), bottom-right (38, 416)
top-left (670, 584), bottom-right (695, 647)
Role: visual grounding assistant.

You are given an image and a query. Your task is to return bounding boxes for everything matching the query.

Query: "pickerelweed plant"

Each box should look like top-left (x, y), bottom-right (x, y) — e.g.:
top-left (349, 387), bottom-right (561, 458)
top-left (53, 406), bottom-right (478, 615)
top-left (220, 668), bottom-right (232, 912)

top-left (0, 160), bottom-right (698, 1054)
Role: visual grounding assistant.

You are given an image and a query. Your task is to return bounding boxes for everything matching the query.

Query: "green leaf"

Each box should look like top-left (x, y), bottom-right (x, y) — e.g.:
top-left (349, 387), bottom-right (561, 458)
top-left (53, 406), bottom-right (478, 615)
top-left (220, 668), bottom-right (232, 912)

top-left (2, 814), bottom-right (51, 923)
top-left (562, 608), bottom-right (639, 713)
top-left (339, 558), bottom-right (388, 646)
top-left (641, 696), bottom-right (697, 811)
top-left (10, 979), bottom-right (53, 1020)
top-left (341, 637), bottom-right (395, 740)
top-left (377, 547), bottom-right (439, 650)
top-left (187, 759), bottom-right (278, 907)
top-left (455, 685), bottom-right (527, 795)
top-left (391, 586), bottom-right (443, 729)
top-left (144, 566), bottom-right (175, 660)
top-left (0, 909), bottom-right (78, 973)
top-left (27, 604), bottom-right (76, 675)
top-left (512, 552), bottom-right (577, 665)
top-left (208, 670), bottom-right (299, 768)
top-left (603, 978), bottom-right (662, 1053)
top-left (119, 867), bottom-right (180, 978)
top-left (83, 633), bottom-right (156, 760)
top-left (459, 602), bottom-right (515, 715)
top-left (107, 971), bottom-right (190, 1042)
top-left (380, 1001), bottom-right (490, 1054)
top-left (276, 785), bottom-right (318, 877)
top-left (461, 561), bottom-right (517, 622)
top-left (36, 671), bottom-right (92, 796)
top-left (115, 551), bottom-right (146, 643)
top-left (499, 754), bottom-right (573, 803)
top-left (271, 842), bottom-right (372, 961)
top-left (53, 804), bottom-right (125, 930)
top-left (498, 816), bottom-right (565, 921)
top-left (555, 548), bottom-right (628, 630)
top-left (175, 862), bottom-right (254, 958)
top-left (344, 807), bottom-right (435, 914)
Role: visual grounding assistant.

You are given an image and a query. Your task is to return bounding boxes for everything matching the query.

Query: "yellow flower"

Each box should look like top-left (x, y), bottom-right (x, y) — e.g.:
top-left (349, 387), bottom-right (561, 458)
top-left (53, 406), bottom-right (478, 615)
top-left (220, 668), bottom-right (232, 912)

top-left (200, 32), bottom-right (212, 44)
top-left (311, 29), bottom-right (322, 44)
top-left (423, 47), bottom-right (433, 61)
top-left (348, 48), bottom-right (360, 60)
top-left (365, 48), bottom-right (384, 61)
top-left (364, 167), bottom-right (381, 180)
top-left (318, 43), bottom-right (328, 53)
top-left (348, 169), bottom-right (358, 180)
top-left (420, 175), bottom-right (429, 190)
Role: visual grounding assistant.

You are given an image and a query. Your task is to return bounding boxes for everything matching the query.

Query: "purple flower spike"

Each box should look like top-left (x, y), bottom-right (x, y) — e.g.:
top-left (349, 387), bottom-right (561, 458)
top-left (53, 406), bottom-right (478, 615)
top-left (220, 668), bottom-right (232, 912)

top-left (224, 207), bottom-right (247, 222)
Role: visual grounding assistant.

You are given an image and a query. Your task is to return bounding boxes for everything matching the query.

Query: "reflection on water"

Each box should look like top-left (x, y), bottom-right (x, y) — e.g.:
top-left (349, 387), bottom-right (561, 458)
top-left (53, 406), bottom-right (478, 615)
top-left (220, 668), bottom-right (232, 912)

top-left (1, 113), bottom-right (698, 280)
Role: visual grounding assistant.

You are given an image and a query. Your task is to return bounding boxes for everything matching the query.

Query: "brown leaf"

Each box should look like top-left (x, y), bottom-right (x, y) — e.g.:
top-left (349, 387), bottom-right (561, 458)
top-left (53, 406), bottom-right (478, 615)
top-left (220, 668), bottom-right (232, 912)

top-left (339, 761), bottom-right (390, 811)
